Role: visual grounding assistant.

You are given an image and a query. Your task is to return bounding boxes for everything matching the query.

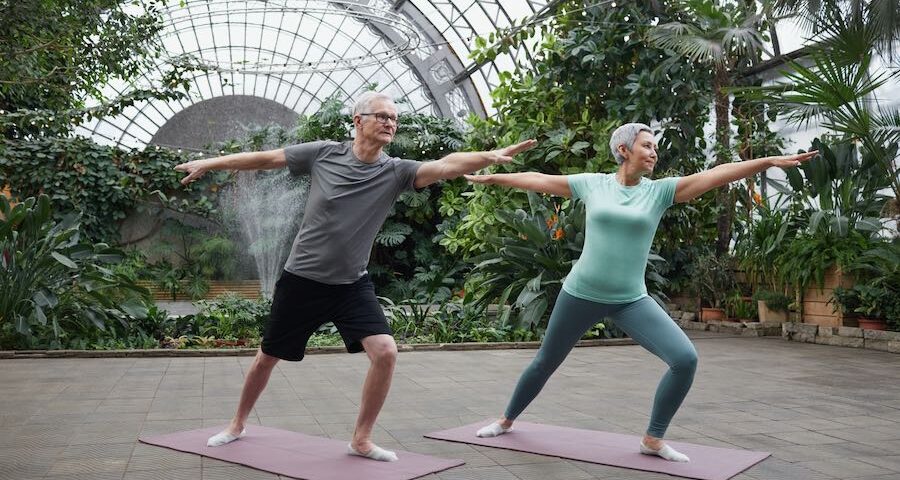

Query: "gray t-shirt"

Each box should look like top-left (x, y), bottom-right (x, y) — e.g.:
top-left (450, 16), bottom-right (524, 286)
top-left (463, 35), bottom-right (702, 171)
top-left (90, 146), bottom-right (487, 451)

top-left (282, 140), bottom-right (422, 284)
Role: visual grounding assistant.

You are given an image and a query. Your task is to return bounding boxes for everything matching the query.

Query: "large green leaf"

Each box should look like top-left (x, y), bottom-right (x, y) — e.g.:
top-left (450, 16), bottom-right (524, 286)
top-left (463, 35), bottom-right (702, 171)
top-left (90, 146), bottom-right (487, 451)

top-left (50, 252), bottom-right (77, 269)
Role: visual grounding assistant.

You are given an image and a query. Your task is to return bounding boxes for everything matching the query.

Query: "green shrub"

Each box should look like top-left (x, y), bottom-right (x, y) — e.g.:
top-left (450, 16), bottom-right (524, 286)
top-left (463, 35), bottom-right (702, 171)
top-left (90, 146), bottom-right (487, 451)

top-left (0, 195), bottom-right (151, 349)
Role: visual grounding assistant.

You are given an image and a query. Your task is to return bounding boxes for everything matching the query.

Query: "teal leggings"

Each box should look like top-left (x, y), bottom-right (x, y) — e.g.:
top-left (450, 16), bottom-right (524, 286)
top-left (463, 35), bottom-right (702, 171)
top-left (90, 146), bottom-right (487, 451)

top-left (504, 291), bottom-right (697, 438)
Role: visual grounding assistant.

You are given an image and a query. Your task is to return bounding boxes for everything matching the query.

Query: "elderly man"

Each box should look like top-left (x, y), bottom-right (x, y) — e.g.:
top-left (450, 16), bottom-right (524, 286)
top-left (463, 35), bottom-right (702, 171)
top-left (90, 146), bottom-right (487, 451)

top-left (174, 91), bottom-right (535, 461)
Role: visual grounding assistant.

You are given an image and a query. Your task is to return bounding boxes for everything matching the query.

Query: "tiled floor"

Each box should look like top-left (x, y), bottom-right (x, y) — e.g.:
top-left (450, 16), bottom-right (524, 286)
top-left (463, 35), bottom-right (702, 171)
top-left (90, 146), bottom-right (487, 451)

top-left (2, 333), bottom-right (899, 479)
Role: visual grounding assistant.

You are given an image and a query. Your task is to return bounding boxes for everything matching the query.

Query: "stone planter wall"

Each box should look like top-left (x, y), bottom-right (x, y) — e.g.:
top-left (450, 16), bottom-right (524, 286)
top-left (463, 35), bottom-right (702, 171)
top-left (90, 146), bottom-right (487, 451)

top-left (783, 322), bottom-right (900, 353)
top-left (801, 267), bottom-right (855, 328)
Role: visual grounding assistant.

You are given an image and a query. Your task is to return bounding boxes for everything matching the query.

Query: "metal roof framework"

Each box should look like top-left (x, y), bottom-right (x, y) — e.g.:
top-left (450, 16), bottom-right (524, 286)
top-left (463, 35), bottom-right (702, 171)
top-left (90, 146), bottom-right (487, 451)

top-left (78, 0), bottom-right (559, 149)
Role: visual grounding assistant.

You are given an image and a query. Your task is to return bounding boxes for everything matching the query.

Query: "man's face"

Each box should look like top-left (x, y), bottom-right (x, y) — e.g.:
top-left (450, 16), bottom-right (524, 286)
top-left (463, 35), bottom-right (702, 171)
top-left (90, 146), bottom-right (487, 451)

top-left (355, 99), bottom-right (398, 145)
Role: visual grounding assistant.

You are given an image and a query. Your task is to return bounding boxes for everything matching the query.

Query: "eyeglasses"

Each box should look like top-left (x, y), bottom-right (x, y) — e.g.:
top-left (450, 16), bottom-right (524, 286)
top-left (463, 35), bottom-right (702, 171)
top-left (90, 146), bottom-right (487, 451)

top-left (359, 112), bottom-right (399, 124)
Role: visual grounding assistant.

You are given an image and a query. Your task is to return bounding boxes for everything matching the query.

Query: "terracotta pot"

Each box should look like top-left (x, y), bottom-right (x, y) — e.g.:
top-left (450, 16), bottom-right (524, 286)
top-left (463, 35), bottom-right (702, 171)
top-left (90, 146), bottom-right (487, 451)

top-left (701, 307), bottom-right (726, 322)
top-left (858, 317), bottom-right (887, 331)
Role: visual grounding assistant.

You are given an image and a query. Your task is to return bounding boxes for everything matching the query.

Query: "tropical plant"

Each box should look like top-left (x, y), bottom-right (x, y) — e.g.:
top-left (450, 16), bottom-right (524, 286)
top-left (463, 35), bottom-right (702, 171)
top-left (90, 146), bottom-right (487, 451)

top-left (648, 0), bottom-right (770, 256)
top-left (774, 0), bottom-right (900, 59)
top-left (470, 192), bottom-right (585, 330)
top-left (689, 251), bottom-right (737, 309)
top-left (726, 293), bottom-right (758, 321)
top-left (839, 240), bottom-right (900, 329)
top-left (0, 194), bottom-right (151, 348)
top-left (740, 13), bottom-right (900, 206)
top-left (776, 230), bottom-right (872, 291)
top-left (734, 202), bottom-right (796, 292)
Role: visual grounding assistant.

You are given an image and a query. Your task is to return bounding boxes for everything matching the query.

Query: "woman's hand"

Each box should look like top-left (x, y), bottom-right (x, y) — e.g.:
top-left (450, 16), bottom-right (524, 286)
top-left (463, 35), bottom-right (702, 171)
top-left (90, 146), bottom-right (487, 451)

top-left (463, 174), bottom-right (498, 184)
top-left (769, 150), bottom-right (818, 169)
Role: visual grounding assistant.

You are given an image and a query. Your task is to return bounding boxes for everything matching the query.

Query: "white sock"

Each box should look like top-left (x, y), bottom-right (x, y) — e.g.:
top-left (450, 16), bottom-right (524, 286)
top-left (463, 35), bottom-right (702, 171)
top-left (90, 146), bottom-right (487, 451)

top-left (640, 441), bottom-right (690, 462)
top-left (348, 443), bottom-right (398, 462)
top-left (476, 422), bottom-right (512, 438)
top-left (206, 428), bottom-right (246, 447)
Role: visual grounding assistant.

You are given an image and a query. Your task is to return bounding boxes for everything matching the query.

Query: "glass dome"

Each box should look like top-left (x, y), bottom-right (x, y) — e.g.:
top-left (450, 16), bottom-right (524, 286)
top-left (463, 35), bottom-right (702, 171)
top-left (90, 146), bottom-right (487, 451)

top-left (77, 0), bottom-right (557, 150)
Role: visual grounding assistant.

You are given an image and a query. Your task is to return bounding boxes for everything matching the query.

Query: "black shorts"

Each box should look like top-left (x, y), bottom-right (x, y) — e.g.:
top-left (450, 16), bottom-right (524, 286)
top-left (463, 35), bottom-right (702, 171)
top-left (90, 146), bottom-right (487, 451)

top-left (261, 271), bottom-right (392, 361)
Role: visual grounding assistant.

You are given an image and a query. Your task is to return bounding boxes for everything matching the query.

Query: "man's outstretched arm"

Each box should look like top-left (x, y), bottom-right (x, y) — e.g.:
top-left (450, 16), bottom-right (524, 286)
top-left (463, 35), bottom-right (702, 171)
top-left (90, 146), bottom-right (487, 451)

top-left (174, 149), bottom-right (287, 185)
top-left (413, 139), bottom-right (537, 189)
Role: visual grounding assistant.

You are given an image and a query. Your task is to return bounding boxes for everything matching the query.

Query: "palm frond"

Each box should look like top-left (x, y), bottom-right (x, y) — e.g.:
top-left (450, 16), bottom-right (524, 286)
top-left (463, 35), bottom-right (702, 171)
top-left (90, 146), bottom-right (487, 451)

top-left (647, 23), bottom-right (725, 65)
top-left (872, 109), bottom-right (900, 145)
top-left (720, 24), bottom-right (767, 58)
top-left (866, 0), bottom-right (900, 56)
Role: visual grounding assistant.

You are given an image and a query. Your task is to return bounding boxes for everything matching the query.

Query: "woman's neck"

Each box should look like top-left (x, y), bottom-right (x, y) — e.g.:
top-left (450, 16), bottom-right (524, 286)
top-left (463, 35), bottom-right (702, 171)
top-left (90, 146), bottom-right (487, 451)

top-left (615, 165), bottom-right (643, 186)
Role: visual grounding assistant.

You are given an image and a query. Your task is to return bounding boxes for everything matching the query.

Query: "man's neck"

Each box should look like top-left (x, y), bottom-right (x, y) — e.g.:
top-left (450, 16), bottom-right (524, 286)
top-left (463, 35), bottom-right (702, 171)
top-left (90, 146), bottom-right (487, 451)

top-left (352, 138), bottom-right (383, 164)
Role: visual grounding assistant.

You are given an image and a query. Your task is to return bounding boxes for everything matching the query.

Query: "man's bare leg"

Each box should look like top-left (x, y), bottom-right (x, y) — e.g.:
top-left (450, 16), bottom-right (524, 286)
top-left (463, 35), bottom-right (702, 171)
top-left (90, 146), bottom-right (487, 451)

top-left (207, 349), bottom-right (280, 446)
top-left (348, 334), bottom-right (398, 461)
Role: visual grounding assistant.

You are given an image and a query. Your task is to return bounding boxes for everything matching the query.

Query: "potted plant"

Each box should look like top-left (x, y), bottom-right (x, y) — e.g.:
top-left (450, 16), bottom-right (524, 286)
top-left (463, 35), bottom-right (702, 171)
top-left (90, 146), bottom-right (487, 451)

top-left (830, 286), bottom-right (861, 326)
top-left (690, 252), bottom-right (737, 321)
top-left (726, 293), bottom-right (758, 322)
top-left (853, 284), bottom-right (890, 331)
top-left (752, 289), bottom-right (791, 322)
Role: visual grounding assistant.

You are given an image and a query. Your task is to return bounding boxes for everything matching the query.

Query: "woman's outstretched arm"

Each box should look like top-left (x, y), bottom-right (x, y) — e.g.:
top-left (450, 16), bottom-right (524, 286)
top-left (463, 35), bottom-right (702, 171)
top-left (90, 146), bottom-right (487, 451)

top-left (464, 172), bottom-right (572, 197)
top-left (674, 151), bottom-right (818, 203)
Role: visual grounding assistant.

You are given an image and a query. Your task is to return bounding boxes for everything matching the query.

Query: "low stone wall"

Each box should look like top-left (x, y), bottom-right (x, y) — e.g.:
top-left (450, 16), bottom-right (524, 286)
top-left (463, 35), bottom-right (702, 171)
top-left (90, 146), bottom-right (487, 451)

top-left (782, 322), bottom-right (900, 353)
top-left (677, 319), bottom-right (784, 337)
top-left (0, 338), bottom-right (637, 359)
top-left (668, 306), bottom-right (782, 337)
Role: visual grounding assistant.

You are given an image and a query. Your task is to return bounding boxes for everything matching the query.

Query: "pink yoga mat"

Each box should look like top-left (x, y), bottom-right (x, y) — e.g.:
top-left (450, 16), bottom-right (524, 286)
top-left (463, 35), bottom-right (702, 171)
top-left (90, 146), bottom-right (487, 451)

top-left (425, 421), bottom-right (769, 480)
top-left (140, 425), bottom-right (464, 480)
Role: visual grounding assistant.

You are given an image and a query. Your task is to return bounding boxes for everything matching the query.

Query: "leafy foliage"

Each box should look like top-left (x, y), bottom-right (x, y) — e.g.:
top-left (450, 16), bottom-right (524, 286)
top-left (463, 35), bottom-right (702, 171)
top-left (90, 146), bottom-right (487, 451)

top-left (0, 194), bottom-right (151, 348)
top-left (0, 0), bottom-right (196, 139)
top-left (0, 136), bottom-right (227, 242)
top-left (440, 0), bottom-right (715, 258)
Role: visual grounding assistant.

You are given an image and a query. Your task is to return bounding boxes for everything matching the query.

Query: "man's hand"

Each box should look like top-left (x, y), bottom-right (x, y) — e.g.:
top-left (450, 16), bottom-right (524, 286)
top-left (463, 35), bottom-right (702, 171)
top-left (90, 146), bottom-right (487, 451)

top-left (486, 139), bottom-right (538, 165)
top-left (174, 159), bottom-right (210, 185)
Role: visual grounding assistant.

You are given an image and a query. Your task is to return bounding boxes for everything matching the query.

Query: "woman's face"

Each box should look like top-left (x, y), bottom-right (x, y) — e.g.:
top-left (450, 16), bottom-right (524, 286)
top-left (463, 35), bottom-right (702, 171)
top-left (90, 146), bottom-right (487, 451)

top-left (621, 131), bottom-right (658, 175)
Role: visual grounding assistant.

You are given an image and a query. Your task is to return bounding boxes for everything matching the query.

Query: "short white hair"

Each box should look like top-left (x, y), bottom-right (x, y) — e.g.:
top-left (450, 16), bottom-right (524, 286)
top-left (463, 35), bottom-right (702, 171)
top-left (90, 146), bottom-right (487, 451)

top-left (352, 91), bottom-right (395, 116)
top-left (609, 123), bottom-right (652, 164)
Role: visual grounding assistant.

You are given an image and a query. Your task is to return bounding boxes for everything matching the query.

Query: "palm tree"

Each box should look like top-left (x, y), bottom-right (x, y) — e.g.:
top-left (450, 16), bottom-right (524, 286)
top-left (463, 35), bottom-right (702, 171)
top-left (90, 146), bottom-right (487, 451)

top-left (742, 12), bottom-right (900, 212)
top-left (774, 0), bottom-right (900, 59)
top-left (648, 0), bottom-right (769, 256)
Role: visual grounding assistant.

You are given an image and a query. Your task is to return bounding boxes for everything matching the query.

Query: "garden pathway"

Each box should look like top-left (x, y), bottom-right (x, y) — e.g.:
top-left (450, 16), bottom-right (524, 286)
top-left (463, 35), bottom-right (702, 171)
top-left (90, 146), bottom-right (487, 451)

top-left (2, 333), bottom-right (899, 480)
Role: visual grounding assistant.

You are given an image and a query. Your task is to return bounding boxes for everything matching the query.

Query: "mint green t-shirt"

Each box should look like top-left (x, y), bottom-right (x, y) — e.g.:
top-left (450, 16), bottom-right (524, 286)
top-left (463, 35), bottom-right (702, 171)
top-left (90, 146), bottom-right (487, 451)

top-left (562, 173), bottom-right (680, 303)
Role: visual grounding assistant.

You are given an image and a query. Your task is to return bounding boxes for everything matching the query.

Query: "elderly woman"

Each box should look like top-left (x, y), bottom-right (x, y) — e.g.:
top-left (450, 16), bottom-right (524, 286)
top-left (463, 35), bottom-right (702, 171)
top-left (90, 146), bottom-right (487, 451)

top-left (467, 123), bottom-right (816, 462)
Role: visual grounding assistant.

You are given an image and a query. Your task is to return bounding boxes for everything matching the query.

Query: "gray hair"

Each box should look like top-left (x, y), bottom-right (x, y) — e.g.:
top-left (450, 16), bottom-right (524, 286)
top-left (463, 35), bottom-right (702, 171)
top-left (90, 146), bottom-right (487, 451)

top-left (609, 123), bottom-right (652, 164)
top-left (352, 91), bottom-right (394, 116)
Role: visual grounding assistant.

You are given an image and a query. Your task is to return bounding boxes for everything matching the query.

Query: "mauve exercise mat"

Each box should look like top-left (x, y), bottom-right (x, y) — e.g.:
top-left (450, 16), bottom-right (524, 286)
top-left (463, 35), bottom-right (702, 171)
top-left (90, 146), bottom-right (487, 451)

top-left (140, 425), bottom-right (464, 480)
top-left (425, 421), bottom-right (769, 480)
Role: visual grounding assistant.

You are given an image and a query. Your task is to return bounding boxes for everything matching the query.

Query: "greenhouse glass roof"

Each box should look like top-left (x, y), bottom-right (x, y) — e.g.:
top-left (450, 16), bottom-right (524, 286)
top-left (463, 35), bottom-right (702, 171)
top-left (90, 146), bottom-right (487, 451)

top-left (77, 0), bottom-right (557, 150)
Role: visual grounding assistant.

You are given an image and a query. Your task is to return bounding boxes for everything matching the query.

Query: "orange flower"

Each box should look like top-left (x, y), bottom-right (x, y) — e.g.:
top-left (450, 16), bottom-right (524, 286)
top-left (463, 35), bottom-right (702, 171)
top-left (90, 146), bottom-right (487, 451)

top-left (552, 227), bottom-right (564, 240)
top-left (752, 191), bottom-right (762, 205)
top-left (545, 214), bottom-right (558, 230)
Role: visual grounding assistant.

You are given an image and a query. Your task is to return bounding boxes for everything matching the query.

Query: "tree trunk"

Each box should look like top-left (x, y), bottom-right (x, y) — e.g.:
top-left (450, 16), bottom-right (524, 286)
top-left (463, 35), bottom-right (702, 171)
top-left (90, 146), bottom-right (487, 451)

top-left (713, 67), bottom-right (733, 257)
